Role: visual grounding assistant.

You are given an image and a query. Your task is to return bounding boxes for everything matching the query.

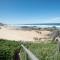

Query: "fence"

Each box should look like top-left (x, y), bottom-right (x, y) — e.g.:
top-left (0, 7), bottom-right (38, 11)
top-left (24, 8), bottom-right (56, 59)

top-left (20, 39), bottom-right (60, 60)
top-left (21, 44), bottom-right (39, 60)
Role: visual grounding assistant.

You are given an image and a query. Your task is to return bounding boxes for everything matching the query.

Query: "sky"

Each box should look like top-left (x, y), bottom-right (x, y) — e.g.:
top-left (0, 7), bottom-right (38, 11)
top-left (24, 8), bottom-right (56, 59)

top-left (0, 0), bottom-right (60, 24)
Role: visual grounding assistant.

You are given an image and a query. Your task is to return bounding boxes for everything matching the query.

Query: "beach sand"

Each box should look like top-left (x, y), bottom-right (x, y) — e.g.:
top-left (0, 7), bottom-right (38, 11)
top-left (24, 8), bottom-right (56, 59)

top-left (0, 27), bottom-right (51, 42)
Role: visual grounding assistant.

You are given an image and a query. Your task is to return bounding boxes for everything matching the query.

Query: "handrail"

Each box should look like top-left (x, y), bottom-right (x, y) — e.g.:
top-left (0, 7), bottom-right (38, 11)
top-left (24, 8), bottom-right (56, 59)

top-left (21, 44), bottom-right (39, 60)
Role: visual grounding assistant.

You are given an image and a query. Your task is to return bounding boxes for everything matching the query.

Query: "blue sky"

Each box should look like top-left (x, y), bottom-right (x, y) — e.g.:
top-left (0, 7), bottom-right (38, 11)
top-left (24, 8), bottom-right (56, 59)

top-left (0, 0), bottom-right (60, 24)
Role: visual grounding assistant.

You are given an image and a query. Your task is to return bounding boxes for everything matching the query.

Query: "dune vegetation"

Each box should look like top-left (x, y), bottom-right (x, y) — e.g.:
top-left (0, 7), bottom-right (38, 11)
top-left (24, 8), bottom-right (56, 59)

top-left (0, 39), bottom-right (21, 60)
top-left (0, 39), bottom-right (60, 60)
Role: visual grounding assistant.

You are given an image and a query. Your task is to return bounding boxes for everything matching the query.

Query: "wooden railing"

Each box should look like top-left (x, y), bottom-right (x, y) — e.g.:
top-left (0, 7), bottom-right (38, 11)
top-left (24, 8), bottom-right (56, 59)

top-left (20, 39), bottom-right (60, 60)
top-left (21, 44), bottom-right (39, 60)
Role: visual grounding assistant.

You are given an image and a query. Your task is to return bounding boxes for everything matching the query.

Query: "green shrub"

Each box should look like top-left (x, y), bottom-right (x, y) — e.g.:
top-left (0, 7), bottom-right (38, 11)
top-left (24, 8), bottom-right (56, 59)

top-left (0, 39), bottom-right (21, 60)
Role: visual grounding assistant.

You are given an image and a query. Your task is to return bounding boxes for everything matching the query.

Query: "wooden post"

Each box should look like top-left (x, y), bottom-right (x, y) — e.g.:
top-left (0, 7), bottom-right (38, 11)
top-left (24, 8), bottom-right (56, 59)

top-left (25, 52), bottom-right (29, 60)
top-left (25, 45), bottom-right (29, 60)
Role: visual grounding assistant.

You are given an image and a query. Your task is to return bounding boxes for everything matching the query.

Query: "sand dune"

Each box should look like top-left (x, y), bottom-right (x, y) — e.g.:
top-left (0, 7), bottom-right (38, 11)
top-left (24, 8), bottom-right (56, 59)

top-left (0, 27), bottom-right (51, 42)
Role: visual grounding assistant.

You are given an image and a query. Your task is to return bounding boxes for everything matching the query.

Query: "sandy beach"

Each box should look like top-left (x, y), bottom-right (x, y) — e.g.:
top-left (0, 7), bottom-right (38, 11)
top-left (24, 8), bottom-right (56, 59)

top-left (0, 26), bottom-right (51, 42)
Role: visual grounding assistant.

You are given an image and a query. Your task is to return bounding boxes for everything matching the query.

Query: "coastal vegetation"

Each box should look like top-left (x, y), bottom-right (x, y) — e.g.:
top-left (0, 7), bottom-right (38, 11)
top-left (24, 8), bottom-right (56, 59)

top-left (20, 41), bottom-right (60, 60)
top-left (0, 39), bottom-right (21, 60)
top-left (0, 39), bottom-right (60, 60)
